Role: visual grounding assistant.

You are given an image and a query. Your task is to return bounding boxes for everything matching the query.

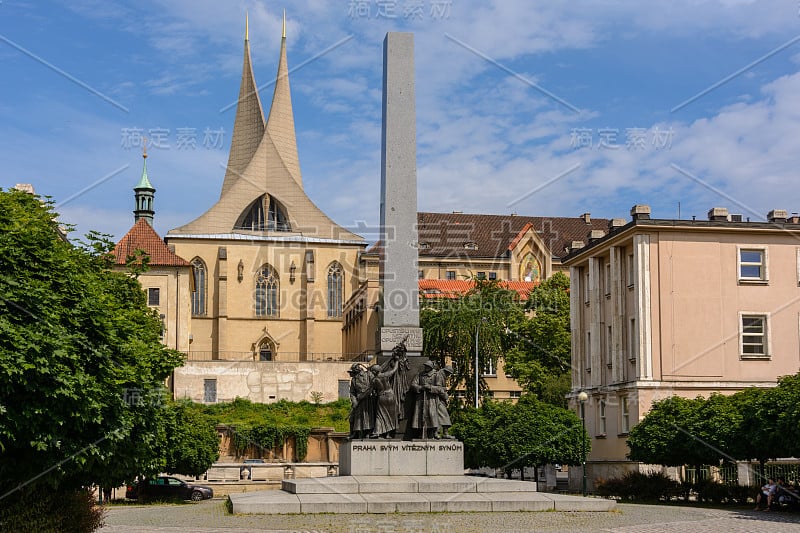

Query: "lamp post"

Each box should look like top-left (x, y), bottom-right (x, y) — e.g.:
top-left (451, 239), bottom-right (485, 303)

top-left (578, 390), bottom-right (588, 496)
top-left (474, 317), bottom-right (487, 409)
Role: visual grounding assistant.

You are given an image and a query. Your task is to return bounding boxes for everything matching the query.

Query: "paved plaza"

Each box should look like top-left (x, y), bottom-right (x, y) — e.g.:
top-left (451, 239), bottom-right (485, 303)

top-left (101, 499), bottom-right (800, 533)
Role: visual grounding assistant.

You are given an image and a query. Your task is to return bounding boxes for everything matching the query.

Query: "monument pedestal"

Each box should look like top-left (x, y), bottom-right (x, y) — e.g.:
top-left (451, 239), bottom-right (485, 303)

top-left (339, 439), bottom-right (464, 476)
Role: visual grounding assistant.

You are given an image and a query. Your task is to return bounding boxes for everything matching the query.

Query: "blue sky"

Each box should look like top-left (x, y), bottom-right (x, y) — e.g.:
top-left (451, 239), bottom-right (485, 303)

top-left (2, 0), bottom-right (800, 241)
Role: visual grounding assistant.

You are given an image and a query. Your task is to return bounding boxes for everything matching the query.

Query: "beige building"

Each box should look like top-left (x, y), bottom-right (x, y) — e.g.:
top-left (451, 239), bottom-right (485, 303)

top-left (343, 212), bottom-right (611, 401)
top-left (113, 21), bottom-right (367, 405)
top-left (564, 204), bottom-right (800, 489)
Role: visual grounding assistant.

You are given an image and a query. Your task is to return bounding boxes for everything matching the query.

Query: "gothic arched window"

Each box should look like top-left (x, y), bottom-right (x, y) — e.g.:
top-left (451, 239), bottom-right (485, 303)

top-left (191, 258), bottom-right (207, 316)
top-left (235, 194), bottom-right (291, 232)
top-left (327, 262), bottom-right (343, 318)
top-left (255, 265), bottom-right (279, 317)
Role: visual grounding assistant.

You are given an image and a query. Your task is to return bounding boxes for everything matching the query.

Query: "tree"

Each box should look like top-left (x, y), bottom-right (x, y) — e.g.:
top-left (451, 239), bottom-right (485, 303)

top-left (503, 272), bottom-right (572, 406)
top-left (421, 278), bottom-right (524, 407)
top-left (451, 395), bottom-right (588, 478)
top-left (770, 373), bottom-right (800, 459)
top-left (626, 395), bottom-right (708, 467)
top-left (0, 189), bottom-right (185, 499)
top-left (163, 402), bottom-right (219, 476)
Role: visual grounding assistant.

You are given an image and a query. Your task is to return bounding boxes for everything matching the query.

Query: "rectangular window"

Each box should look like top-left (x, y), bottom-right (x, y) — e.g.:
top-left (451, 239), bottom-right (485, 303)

top-left (203, 379), bottom-right (217, 403)
top-left (509, 390), bottom-right (521, 399)
top-left (584, 271), bottom-right (590, 304)
top-left (626, 254), bottom-right (634, 287)
top-left (628, 318), bottom-right (637, 361)
top-left (488, 272), bottom-right (497, 280)
top-left (738, 248), bottom-right (767, 281)
top-left (740, 314), bottom-right (769, 357)
top-left (418, 270), bottom-right (424, 279)
top-left (477, 272), bottom-right (486, 280)
top-left (446, 270), bottom-right (456, 280)
top-left (604, 262), bottom-right (611, 296)
top-left (338, 380), bottom-right (350, 399)
top-left (481, 359), bottom-right (496, 376)
top-left (607, 325), bottom-right (613, 367)
top-left (599, 400), bottom-right (607, 435)
top-left (586, 331), bottom-right (591, 373)
top-left (148, 287), bottom-right (160, 306)
top-left (621, 397), bottom-right (630, 433)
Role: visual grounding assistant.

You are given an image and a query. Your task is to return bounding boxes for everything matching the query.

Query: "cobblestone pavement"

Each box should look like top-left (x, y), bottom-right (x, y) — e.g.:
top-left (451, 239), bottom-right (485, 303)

top-left (101, 500), bottom-right (800, 533)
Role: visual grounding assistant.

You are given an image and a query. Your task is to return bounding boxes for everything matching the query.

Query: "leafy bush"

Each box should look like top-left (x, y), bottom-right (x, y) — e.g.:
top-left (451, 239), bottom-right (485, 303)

top-left (195, 398), bottom-right (350, 432)
top-left (696, 481), bottom-right (754, 505)
top-left (0, 487), bottom-right (105, 533)
top-left (595, 471), bottom-right (678, 501)
top-left (694, 479), bottom-right (728, 503)
top-left (597, 472), bottom-right (755, 506)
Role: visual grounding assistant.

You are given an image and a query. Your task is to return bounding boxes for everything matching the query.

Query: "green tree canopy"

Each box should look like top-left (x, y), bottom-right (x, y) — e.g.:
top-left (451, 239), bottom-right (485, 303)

top-left (0, 188), bottom-right (186, 495)
top-left (451, 395), bottom-right (588, 477)
top-left (626, 395), bottom-right (708, 467)
top-left (421, 278), bottom-right (524, 407)
top-left (628, 376), bottom-right (800, 472)
top-left (163, 401), bottom-right (220, 476)
top-left (503, 272), bottom-right (571, 406)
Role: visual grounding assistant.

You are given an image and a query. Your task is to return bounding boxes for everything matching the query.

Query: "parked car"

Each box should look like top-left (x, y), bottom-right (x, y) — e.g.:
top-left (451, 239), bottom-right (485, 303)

top-left (126, 476), bottom-right (214, 501)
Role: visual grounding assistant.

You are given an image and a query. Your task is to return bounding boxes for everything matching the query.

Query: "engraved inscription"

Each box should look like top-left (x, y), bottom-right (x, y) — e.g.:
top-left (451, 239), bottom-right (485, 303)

top-left (380, 327), bottom-right (423, 352)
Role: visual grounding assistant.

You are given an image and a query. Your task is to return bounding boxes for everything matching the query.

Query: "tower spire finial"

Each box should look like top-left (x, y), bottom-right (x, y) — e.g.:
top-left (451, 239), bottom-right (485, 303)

top-left (282, 9), bottom-right (286, 39)
top-left (143, 136), bottom-right (148, 159)
top-left (245, 11), bottom-right (249, 41)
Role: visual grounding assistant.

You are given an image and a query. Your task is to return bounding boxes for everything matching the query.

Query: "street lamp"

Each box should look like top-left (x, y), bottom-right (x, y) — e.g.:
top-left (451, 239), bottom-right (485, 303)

top-left (578, 390), bottom-right (588, 496)
top-left (474, 317), bottom-right (487, 409)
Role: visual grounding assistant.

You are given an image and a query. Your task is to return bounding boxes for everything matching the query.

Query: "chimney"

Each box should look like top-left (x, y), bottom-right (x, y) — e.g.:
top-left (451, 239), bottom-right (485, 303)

top-left (767, 209), bottom-right (788, 223)
top-left (581, 212), bottom-right (591, 224)
top-left (587, 229), bottom-right (605, 242)
top-left (630, 204), bottom-right (651, 221)
top-left (707, 207), bottom-right (728, 222)
top-left (608, 218), bottom-right (626, 232)
top-left (729, 214), bottom-right (743, 222)
top-left (789, 213), bottom-right (800, 224)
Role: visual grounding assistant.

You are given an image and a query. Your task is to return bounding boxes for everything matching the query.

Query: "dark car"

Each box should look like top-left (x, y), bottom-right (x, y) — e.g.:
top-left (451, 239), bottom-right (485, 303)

top-left (126, 476), bottom-right (213, 501)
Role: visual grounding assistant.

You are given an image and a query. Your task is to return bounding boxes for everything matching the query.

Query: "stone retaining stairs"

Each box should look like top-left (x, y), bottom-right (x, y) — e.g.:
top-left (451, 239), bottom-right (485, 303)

top-left (228, 475), bottom-right (616, 514)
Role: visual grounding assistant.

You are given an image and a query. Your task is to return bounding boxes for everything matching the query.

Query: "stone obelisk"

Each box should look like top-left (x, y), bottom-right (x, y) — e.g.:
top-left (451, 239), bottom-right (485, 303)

top-left (379, 32), bottom-right (423, 358)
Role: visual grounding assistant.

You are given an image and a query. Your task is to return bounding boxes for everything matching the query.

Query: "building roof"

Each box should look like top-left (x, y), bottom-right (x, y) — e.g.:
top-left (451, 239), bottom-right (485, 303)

top-left (419, 279), bottom-right (538, 300)
top-left (563, 216), bottom-right (800, 264)
top-left (114, 218), bottom-right (190, 267)
top-left (168, 19), bottom-right (362, 242)
top-left (367, 212), bottom-right (610, 260)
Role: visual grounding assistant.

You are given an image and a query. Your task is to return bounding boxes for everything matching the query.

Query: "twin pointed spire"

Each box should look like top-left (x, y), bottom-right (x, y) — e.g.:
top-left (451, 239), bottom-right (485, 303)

top-left (220, 9), bottom-right (302, 197)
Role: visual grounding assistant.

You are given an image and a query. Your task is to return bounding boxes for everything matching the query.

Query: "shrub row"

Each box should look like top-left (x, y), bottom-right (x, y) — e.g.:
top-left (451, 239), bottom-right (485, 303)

top-left (595, 471), bottom-right (754, 504)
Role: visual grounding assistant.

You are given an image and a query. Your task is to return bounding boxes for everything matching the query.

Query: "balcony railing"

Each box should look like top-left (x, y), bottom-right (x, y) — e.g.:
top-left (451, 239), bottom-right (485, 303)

top-left (183, 351), bottom-right (375, 362)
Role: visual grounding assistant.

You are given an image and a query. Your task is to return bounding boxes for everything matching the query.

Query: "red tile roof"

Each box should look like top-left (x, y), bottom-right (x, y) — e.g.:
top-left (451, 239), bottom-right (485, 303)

top-left (367, 212), bottom-right (610, 260)
top-left (419, 279), bottom-right (538, 300)
top-left (113, 218), bottom-right (190, 267)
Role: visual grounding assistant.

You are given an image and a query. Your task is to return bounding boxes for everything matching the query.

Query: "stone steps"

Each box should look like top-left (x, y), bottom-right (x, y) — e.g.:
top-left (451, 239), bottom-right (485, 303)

top-left (228, 476), bottom-right (616, 514)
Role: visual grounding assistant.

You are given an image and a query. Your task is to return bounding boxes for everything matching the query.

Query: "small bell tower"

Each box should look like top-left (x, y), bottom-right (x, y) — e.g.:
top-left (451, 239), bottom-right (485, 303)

top-left (134, 139), bottom-right (156, 225)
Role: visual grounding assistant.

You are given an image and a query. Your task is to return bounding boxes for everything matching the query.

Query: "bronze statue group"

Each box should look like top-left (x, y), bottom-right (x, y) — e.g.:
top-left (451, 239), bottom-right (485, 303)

top-left (348, 342), bottom-right (455, 440)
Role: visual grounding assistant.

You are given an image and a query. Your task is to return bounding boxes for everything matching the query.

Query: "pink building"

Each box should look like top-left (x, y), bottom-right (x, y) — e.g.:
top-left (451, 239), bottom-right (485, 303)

top-left (564, 205), bottom-right (800, 490)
